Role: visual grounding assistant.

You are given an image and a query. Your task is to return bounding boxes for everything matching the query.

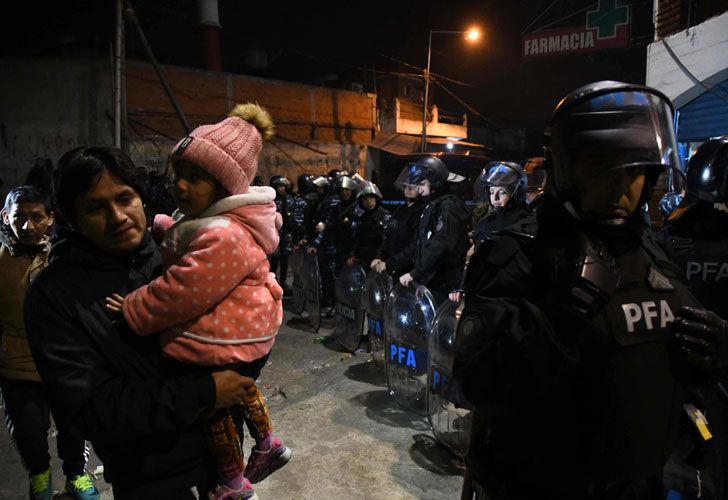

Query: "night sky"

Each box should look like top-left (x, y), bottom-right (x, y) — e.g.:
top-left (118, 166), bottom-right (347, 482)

top-left (2, 0), bottom-right (654, 154)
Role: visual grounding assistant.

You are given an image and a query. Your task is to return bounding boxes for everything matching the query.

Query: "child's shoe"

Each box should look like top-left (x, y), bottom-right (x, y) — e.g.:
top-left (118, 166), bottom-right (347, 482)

top-left (208, 478), bottom-right (258, 500)
top-left (64, 473), bottom-right (100, 500)
top-left (244, 437), bottom-right (292, 483)
top-left (28, 468), bottom-right (52, 500)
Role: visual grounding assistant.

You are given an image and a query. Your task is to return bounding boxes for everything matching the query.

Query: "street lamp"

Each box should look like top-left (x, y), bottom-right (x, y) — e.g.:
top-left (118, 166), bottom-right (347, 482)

top-left (421, 27), bottom-right (480, 153)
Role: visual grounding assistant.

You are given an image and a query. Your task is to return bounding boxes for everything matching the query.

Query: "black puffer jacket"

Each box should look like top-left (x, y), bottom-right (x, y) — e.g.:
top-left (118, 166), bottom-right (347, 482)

top-left (25, 233), bottom-right (216, 496)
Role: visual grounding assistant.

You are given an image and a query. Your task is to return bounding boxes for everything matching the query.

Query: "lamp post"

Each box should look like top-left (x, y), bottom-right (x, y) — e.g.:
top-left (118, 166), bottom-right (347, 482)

top-left (421, 28), bottom-right (480, 153)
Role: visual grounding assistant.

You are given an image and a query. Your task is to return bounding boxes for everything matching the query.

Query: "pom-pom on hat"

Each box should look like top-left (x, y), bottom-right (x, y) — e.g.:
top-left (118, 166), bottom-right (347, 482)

top-left (170, 103), bottom-right (275, 195)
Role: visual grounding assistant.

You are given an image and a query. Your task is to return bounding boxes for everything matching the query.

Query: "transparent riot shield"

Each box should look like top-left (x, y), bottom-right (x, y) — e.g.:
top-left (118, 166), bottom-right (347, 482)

top-left (384, 283), bottom-right (436, 414)
top-left (427, 299), bottom-right (473, 456)
top-left (290, 246), bottom-right (307, 315)
top-left (363, 270), bottom-right (393, 366)
top-left (333, 264), bottom-right (367, 352)
top-left (305, 253), bottom-right (321, 331)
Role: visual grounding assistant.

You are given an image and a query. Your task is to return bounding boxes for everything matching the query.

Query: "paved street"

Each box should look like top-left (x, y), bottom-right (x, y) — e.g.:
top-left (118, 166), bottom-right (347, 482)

top-left (1, 301), bottom-right (465, 499)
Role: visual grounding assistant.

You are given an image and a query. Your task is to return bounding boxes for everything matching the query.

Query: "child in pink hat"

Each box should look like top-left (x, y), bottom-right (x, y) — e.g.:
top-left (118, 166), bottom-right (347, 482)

top-left (107, 103), bottom-right (290, 500)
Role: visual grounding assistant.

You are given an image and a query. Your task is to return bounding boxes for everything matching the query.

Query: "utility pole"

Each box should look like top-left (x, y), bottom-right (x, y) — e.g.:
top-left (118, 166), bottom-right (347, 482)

top-left (114, 0), bottom-right (124, 148)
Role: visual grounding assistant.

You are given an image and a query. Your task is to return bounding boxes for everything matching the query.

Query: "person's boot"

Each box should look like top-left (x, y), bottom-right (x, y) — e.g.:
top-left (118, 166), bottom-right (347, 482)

top-left (28, 468), bottom-right (52, 500)
top-left (64, 473), bottom-right (100, 500)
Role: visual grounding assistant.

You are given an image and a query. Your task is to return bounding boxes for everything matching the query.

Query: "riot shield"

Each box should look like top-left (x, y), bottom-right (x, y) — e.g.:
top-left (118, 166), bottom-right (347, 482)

top-left (333, 264), bottom-right (367, 352)
top-left (363, 270), bottom-right (393, 366)
top-left (384, 283), bottom-right (436, 414)
top-left (427, 299), bottom-right (473, 456)
top-left (290, 246), bottom-right (307, 315)
top-left (305, 253), bottom-right (321, 331)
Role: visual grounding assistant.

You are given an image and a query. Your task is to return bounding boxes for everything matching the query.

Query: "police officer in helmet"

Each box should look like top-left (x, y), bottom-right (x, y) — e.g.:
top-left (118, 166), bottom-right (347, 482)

top-left (454, 81), bottom-right (728, 500)
top-left (658, 137), bottom-right (728, 499)
top-left (397, 155), bottom-right (469, 305)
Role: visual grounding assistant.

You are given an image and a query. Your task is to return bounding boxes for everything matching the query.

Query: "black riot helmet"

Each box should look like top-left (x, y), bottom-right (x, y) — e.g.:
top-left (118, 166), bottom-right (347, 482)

top-left (684, 137), bottom-right (728, 205)
top-left (357, 180), bottom-right (383, 207)
top-left (270, 175), bottom-right (291, 189)
top-left (328, 169), bottom-right (346, 185)
top-left (395, 155), bottom-right (449, 190)
top-left (251, 175), bottom-right (265, 187)
top-left (544, 81), bottom-right (680, 209)
top-left (297, 173), bottom-right (315, 194)
top-left (473, 161), bottom-right (527, 207)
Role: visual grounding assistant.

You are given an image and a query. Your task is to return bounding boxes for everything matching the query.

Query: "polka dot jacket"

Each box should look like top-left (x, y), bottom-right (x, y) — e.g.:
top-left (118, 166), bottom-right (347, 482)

top-left (122, 186), bottom-right (284, 366)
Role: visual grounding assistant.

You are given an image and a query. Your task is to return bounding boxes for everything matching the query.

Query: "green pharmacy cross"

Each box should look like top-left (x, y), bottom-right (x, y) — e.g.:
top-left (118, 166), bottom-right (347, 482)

top-left (587, 0), bottom-right (629, 39)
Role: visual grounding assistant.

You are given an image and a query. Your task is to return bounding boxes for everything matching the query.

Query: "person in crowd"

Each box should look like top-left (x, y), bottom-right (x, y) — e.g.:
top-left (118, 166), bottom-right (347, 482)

top-left (449, 161), bottom-right (534, 303)
top-left (658, 137), bottom-right (728, 499)
top-left (397, 155), bottom-right (469, 305)
top-left (453, 81), bottom-right (728, 499)
top-left (347, 181), bottom-right (389, 270)
top-left (1, 186), bottom-right (100, 500)
top-left (294, 173), bottom-right (318, 245)
top-left (470, 161), bottom-right (530, 251)
top-left (104, 104), bottom-right (291, 500)
top-left (309, 175), bottom-right (340, 318)
top-left (371, 178), bottom-right (425, 278)
top-left (25, 146), bottom-right (253, 499)
top-left (270, 175), bottom-right (297, 291)
top-left (333, 174), bottom-right (361, 273)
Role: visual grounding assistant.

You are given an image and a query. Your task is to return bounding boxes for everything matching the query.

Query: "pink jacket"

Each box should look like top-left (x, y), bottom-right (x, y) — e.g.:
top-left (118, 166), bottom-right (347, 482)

top-left (122, 186), bottom-right (284, 366)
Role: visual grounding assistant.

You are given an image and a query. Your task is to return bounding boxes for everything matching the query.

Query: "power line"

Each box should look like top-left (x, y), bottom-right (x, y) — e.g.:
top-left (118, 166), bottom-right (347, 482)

top-left (431, 78), bottom-right (500, 129)
top-left (380, 54), bottom-right (476, 88)
top-left (522, 0), bottom-right (562, 34)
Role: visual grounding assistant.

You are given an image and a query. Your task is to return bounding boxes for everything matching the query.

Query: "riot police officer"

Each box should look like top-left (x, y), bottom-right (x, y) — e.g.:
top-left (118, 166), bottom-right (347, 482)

top-left (470, 161), bottom-right (530, 250)
top-left (333, 175), bottom-right (361, 273)
top-left (347, 181), bottom-right (390, 269)
top-left (658, 137), bottom-right (728, 499)
top-left (310, 175), bottom-right (340, 317)
top-left (270, 175), bottom-right (298, 290)
top-left (453, 81), bottom-right (728, 500)
top-left (397, 155), bottom-right (469, 305)
top-left (294, 173), bottom-right (317, 245)
top-left (371, 178), bottom-right (425, 278)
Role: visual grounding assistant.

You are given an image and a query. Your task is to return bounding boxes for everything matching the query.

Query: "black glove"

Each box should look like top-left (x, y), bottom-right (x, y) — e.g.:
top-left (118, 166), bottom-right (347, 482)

top-left (671, 306), bottom-right (728, 378)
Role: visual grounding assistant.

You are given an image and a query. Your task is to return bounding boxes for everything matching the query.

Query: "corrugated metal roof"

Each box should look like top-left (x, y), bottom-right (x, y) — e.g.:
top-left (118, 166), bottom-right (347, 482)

top-left (677, 78), bottom-right (728, 142)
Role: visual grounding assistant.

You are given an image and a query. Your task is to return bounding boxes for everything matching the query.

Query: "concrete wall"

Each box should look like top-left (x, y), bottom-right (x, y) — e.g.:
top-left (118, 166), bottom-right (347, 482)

top-left (0, 57), bottom-right (113, 199)
top-left (646, 11), bottom-right (728, 108)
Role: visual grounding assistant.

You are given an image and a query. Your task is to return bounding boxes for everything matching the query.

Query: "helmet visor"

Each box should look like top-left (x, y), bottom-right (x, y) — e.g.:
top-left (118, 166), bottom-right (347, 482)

top-left (474, 162), bottom-right (522, 201)
top-left (395, 163), bottom-right (429, 190)
top-left (550, 91), bottom-right (679, 189)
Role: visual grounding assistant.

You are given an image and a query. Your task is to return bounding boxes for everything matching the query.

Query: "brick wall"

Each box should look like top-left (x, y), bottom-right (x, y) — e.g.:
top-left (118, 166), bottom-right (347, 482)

top-left (124, 61), bottom-right (376, 183)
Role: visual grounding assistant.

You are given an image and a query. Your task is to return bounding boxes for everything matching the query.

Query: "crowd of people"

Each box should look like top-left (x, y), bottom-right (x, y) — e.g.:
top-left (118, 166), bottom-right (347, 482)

top-left (0, 79), bottom-right (727, 500)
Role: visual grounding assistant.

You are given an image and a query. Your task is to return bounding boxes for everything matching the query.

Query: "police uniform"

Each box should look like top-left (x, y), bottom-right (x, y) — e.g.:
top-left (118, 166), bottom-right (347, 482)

top-left (376, 199), bottom-right (425, 277)
top-left (454, 81), bottom-right (727, 500)
top-left (658, 138), bottom-right (728, 500)
top-left (410, 193), bottom-right (469, 304)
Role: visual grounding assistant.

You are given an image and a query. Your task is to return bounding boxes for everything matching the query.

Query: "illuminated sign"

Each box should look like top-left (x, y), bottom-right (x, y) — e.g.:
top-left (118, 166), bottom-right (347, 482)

top-left (523, 0), bottom-right (630, 58)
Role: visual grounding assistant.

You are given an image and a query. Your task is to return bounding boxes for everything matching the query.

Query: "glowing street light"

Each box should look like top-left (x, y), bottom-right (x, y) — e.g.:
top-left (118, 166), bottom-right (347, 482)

top-left (421, 27), bottom-right (481, 153)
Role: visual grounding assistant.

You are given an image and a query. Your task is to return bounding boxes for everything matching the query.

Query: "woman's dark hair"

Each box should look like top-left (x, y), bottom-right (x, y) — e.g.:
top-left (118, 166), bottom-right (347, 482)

top-left (4, 185), bottom-right (52, 214)
top-left (53, 146), bottom-right (147, 226)
top-left (25, 158), bottom-right (55, 198)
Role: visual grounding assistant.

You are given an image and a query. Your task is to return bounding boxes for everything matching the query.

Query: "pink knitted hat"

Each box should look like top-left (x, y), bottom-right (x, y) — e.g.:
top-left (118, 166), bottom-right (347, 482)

top-left (170, 103), bottom-right (275, 195)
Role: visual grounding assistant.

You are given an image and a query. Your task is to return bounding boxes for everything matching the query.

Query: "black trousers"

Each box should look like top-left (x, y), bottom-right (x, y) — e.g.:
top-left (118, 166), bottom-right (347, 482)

top-left (269, 254), bottom-right (289, 287)
top-left (0, 376), bottom-right (88, 477)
